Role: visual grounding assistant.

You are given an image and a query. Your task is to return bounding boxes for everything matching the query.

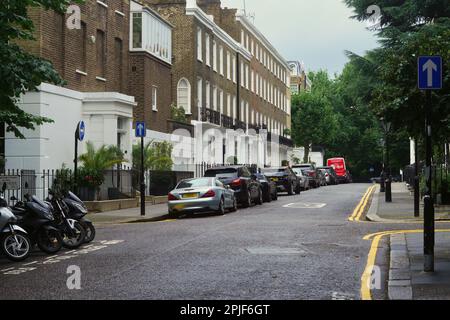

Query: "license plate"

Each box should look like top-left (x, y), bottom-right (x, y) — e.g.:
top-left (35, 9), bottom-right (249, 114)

top-left (182, 193), bottom-right (198, 199)
top-left (271, 178), bottom-right (279, 182)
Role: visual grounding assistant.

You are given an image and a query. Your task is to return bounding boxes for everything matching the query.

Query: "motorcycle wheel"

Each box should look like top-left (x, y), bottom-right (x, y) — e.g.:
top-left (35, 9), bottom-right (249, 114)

top-left (1, 232), bottom-right (31, 262)
top-left (37, 228), bottom-right (63, 254)
top-left (62, 221), bottom-right (86, 249)
top-left (79, 220), bottom-right (96, 244)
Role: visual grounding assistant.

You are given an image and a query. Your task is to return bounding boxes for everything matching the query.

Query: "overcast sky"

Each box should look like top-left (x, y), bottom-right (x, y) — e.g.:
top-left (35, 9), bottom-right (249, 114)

top-left (221, 0), bottom-right (380, 75)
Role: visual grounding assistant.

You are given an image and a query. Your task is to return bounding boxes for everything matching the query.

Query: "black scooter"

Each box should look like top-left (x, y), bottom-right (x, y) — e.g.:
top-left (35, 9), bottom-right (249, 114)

top-left (46, 189), bottom-right (86, 249)
top-left (61, 191), bottom-right (95, 243)
top-left (11, 195), bottom-right (63, 254)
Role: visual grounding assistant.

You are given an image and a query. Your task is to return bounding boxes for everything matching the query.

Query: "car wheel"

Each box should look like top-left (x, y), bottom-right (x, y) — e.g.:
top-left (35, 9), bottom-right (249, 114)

top-left (256, 189), bottom-right (263, 205)
top-left (288, 183), bottom-right (294, 195)
top-left (217, 197), bottom-right (225, 215)
top-left (295, 183), bottom-right (301, 195)
top-left (168, 211), bottom-right (180, 219)
top-left (242, 189), bottom-right (252, 208)
top-left (230, 196), bottom-right (238, 212)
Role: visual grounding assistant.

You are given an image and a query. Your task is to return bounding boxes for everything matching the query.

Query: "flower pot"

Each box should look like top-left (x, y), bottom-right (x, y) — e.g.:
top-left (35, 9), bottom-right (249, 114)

top-left (79, 187), bottom-right (96, 202)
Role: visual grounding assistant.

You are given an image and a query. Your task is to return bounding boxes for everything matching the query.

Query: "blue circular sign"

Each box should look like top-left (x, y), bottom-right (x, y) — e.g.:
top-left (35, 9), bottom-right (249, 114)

top-left (77, 121), bottom-right (86, 142)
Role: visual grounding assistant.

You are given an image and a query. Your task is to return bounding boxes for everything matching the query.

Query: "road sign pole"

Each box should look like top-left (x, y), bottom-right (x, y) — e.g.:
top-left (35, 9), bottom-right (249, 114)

top-left (140, 136), bottom-right (145, 217)
top-left (414, 139), bottom-right (420, 218)
top-left (424, 90), bottom-right (435, 272)
top-left (74, 126), bottom-right (79, 194)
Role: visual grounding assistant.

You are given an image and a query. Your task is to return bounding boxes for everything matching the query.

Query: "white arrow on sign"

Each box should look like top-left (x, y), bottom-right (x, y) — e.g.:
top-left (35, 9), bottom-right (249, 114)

top-left (423, 59), bottom-right (438, 87)
top-left (137, 123), bottom-right (145, 136)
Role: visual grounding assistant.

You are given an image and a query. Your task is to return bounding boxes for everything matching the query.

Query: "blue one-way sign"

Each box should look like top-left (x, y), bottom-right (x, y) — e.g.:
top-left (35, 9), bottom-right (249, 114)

top-left (135, 122), bottom-right (146, 138)
top-left (418, 56), bottom-right (443, 90)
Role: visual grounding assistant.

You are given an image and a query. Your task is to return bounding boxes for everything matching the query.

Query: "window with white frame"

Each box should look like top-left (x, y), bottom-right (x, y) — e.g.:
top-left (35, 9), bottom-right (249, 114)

top-left (245, 65), bottom-right (249, 89)
top-left (219, 89), bottom-right (224, 115)
top-left (241, 30), bottom-right (245, 44)
top-left (205, 81), bottom-right (210, 109)
top-left (131, 10), bottom-right (172, 64)
top-left (205, 33), bottom-right (210, 66)
top-left (213, 86), bottom-right (217, 111)
top-left (240, 61), bottom-right (244, 87)
top-left (251, 70), bottom-right (254, 92)
top-left (233, 96), bottom-right (237, 121)
top-left (197, 27), bottom-right (202, 62)
top-left (197, 78), bottom-right (202, 111)
top-left (152, 86), bottom-right (158, 111)
top-left (226, 51), bottom-right (231, 80)
top-left (227, 94), bottom-right (231, 116)
top-left (232, 55), bottom-right (236, 83)
top-left (246, 102), bottom-right (249, 125)
top-left (177, 78), bottom-right (191, 115)
top-left (212, 40), bottom-right (217, 71)
top-left (219, 45), bottom-right (224, 75)
top-left (256, 43), bottom-right (259, 60)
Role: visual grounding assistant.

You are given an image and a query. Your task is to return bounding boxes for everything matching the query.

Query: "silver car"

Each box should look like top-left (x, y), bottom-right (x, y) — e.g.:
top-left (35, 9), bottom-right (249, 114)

top-left (168, 178), bottom-right (238, 218)
top-left (291, 167), bottom-right (309, 191)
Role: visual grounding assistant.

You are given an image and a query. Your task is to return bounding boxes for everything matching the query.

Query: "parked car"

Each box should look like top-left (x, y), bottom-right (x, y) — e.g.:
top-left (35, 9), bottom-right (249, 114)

top-left (291, 167), bottom-right (310, 191)
top-left (168, 178), bottom-right (238, 218)
top-left (204, 166), bottom-right (263, 208)
top-left (261, 167), bottom-right (301, 195)
top-left (317, 167), bottom-right (338, 185)
top-left (292, 164), bottom-right (319, 188)
top-left (317, 169), bottom-right (327, 186)
top-left (255, 173), bottom-right (278, 202)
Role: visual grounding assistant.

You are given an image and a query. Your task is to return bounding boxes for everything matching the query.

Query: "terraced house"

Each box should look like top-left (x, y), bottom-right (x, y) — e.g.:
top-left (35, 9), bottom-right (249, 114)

top-left (147, 0), bottom-right (293, 166)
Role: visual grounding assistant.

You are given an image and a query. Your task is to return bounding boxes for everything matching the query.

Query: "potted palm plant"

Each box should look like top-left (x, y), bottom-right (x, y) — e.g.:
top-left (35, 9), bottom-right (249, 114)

top-left (77, 142), bottom-right (127, 201)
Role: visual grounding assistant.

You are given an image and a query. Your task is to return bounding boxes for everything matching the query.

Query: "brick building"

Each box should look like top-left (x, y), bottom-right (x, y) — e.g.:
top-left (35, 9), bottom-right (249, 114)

top-left (147, 0), bottom-right (293, 166)
top-left (4, 0), bottom-right (177, 171)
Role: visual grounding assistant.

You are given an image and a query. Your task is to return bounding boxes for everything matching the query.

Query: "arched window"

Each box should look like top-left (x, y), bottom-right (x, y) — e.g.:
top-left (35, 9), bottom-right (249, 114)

top-left (177, 78), bottom-right (191, 115)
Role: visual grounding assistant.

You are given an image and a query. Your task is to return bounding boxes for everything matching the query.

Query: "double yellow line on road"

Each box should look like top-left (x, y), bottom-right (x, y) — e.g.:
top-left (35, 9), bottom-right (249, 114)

top-left (349, 185), bottom-right (376, 222)
top-left (360, 229), bottom-right (450, 300)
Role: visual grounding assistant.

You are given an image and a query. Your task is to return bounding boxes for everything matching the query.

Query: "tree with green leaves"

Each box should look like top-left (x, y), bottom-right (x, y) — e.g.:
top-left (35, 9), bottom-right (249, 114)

top-left (344, 0), bottom-right (450, 142)
top-left (132, 141), bottom-right (174, 172)
top-left (291, 71), bottom-right (339, 163)
top-left (0, 0), bottom-right (82, 138)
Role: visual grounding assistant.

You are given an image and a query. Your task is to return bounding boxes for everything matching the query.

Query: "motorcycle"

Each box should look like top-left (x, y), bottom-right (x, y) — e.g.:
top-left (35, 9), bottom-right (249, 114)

top-left (46, 189), bottom-right (86, 249)
top-left (0, 184), bottom-right (31, 262)
top-left (10, 194), bottom-right (63, 255)
top-left (61, 191), bottom-right (95, 243)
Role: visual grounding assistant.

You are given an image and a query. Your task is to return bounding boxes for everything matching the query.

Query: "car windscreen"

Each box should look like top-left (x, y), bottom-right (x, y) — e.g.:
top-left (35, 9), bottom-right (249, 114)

top-left (177, 178), bottom-right (212, 189)
top-left (291, 168), bottom-right (303, 176)
top-left (204, 169), bottom-right (238, 179)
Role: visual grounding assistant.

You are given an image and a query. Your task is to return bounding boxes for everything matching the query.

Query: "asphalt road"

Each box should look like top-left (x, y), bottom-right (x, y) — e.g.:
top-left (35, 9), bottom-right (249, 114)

top-left (0, 183), bottom-right (416, 300)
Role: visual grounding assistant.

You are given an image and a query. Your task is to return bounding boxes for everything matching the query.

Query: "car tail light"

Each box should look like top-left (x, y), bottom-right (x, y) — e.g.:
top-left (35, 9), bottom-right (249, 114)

top-left (202, 190), bottom-right (216, 198)
top-left (168, 193), bottom-right (177, 201)
top-left (309, 171), bottom-right (315, 177)
top-left (231, 178), bottom-right (242, 187)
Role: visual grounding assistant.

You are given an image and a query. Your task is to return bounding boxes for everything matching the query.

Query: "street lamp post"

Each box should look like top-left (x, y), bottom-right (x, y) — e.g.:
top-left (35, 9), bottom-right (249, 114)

top-left (381, 118), bottom-right (392, 202)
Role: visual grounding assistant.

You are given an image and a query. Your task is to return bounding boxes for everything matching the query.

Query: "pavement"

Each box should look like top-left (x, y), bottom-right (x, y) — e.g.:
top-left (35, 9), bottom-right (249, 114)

top-left (366, 182), bottom-right (450, 223)
top-left (365, 182), bottom-right (450, 300)
top-left (86, 203), bottom-right (170, 225)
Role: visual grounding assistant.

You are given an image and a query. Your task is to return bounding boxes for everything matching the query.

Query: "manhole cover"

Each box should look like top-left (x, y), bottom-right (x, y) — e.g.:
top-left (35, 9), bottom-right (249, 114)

top-left (245, 248), bottom-right (307, 255)
top-left (283, 202), bottom-right (327, 209)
